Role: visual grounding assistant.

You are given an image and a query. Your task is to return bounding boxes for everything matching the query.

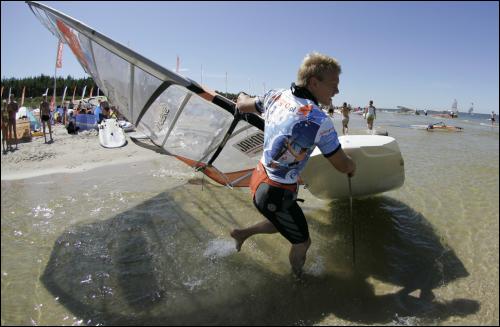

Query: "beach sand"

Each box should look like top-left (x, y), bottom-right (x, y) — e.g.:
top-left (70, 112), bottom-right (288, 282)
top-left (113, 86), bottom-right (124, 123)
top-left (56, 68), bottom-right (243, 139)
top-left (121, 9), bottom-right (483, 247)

top-left (1, 124), bottom-right (174, 180)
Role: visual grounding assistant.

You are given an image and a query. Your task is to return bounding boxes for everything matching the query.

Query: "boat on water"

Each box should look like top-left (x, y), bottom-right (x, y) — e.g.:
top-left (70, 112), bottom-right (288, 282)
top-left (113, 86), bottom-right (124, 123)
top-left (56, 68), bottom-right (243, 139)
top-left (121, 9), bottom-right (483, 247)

top-left (432, 99), bottom-right (459, 118)
top-left (410, 122), bottom-right (463, 132)
top-left (396, 106), bottom-right (419, 115)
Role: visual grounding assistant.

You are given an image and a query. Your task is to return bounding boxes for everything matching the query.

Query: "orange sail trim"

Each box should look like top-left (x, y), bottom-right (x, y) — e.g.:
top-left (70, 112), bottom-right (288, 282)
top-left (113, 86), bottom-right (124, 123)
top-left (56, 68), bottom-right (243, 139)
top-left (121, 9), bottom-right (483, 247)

top-left (174, 155), bottom-right (254, 187)
top-left (175, 155), bottom-right (305, 187)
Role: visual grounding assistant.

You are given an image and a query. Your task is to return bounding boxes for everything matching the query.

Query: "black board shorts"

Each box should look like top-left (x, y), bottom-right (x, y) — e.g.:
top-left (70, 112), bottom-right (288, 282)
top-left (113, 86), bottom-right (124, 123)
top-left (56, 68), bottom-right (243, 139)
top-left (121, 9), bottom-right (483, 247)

top-left (253, 183), bottom-right (309, 244)
top-left (42, 115), bottom-right (50, 122)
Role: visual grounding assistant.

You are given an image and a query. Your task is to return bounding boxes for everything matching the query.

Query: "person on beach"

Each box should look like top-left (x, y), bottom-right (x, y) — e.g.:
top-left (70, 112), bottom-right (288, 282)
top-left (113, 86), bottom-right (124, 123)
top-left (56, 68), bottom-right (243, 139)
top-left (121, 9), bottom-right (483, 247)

top-left (326, 104), bottom-right (334, 117)
top-left (40, 95), bottom-right (53, 143)
top-left (341, 102), bottom-right (350, 135)
top-left (491, 111), bottom-right (496, 125)
top-left (62, 102), bottom-right (68, 125)
top-left (109, 106), bottom-right (118, 119)
top-left (364, 100), bottom-right (377, 131)
top-left (7, 97), bottom-right (19, 150)
top-left (99, 101), bottom-right (110, 123)
top-left (1, 100), bottom-right (9, 154)
top-left (230, 52), bottom-right (356, 277)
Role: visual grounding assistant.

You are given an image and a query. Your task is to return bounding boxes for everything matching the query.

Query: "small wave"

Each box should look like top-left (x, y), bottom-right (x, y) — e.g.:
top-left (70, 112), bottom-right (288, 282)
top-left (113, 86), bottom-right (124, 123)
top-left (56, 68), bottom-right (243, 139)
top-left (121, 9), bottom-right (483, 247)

top-left (31, 206), bottom-right (54, 218)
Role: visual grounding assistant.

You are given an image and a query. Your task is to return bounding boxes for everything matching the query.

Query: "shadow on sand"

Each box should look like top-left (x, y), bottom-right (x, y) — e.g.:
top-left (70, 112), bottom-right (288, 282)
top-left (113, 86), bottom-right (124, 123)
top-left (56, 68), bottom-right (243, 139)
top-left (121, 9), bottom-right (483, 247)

top-left (41, 184), bottom-right (479, 325)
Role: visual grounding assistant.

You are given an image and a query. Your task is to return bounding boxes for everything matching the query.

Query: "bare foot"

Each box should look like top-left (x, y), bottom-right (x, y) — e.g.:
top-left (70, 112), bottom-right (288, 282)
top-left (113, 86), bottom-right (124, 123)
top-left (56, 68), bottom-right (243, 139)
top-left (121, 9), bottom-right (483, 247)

top-left (230, 229), bottom-right (246, 252)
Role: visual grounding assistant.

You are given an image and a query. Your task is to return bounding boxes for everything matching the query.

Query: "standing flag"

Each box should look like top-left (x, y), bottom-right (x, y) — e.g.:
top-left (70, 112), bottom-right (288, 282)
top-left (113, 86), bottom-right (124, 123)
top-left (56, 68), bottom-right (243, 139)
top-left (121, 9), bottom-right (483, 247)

top-left (176, 55), bottom-right (180, 73)
top-left (43, 88), bottom-right (49, 97)
top-left (89, 86), bottom-right (94, 98)
top-left (97, 87), bottom-right (100, 97)
top-left (61, 86), bottom-right (68, 106)
top-left (56, 41), bottom-right (63, 68)
top-left (50, 95), bottom-right (55, 111)
top-left (21, 86), bottom-right (26, 106)
top-left (8, 87), bottom-right (12, 102)
top-left (81, 85), bottom-right (87, 101)
top-left (71, 85), bottom-right (76, 104)
top-left (52, 41), bottom-right (63, 111)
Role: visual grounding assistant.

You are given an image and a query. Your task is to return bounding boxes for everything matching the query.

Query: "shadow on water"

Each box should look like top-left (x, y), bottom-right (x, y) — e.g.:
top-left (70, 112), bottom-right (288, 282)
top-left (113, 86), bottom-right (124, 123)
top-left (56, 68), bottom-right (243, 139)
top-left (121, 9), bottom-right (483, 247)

top-left (41, 185), bottom-right (479, 325)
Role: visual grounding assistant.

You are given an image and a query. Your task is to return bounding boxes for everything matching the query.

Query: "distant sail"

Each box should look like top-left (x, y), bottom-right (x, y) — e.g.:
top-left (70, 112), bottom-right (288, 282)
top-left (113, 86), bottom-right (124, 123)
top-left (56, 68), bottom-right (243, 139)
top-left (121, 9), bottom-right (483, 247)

top-left (27, 1), bottom-right (264, 187)
top-left (452, 99), bottom-right (458, 113)
top-left (468, 103), bottom-right (474, 115)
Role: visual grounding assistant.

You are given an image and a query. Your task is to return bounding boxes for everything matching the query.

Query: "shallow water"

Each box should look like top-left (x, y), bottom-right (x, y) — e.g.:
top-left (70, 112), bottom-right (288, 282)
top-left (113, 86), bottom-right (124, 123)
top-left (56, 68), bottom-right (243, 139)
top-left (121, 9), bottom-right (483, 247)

top-left (1, 112), bottom-right (498, 325)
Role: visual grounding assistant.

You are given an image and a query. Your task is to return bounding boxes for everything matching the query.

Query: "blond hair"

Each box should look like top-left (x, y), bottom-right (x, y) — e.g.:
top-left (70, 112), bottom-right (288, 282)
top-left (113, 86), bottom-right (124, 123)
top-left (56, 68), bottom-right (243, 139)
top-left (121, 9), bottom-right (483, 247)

top-left (296, 52), bottom-right (341, 87)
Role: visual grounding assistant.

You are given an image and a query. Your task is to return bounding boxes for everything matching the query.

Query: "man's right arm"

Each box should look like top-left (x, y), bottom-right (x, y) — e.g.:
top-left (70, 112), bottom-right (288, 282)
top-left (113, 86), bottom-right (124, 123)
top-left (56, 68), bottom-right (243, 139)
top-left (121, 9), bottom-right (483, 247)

top-left (327, 148), bottom-right (356, 176)
top-left (236, 93), bottom-right (259, 114)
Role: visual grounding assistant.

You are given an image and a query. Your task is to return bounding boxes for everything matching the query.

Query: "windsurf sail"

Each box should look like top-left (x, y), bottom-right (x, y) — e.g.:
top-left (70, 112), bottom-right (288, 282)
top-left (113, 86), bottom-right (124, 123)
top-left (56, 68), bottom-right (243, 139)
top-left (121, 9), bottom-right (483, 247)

top-left (451, 99), bottom-right (458, 113)
top-left (468, 103), bottom-right (474, 115)
top-left (26, 1), bottom-right (264, 187)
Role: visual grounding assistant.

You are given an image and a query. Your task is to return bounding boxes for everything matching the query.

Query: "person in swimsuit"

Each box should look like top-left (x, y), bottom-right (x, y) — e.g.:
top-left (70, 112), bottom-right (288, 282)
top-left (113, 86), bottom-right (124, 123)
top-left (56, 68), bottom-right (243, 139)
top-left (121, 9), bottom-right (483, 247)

top-left (40, 95), bottom-right (53, 143)
top-left (364, 100), bottom-right (377, 131)
top-left (231, 52), bottom-right (356, 277)
top-left (341, 102), bottom-right (350, 135)
top-left (1, 100), bottom-right (9, 153)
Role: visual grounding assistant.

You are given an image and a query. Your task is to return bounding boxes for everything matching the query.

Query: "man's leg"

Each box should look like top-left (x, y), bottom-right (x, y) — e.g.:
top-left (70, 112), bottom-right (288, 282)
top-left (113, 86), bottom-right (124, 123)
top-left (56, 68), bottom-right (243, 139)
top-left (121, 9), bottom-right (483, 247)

top-left (42, 121), bottom-right (47, 143)
top-left (12, 121), bottom-right (17, 148)
top-left (48, 122), bottom-right (53, 142)
top-left (231, 220), bottom-right (277, 252)
top-left (289, 238), bottom-right (311, 277)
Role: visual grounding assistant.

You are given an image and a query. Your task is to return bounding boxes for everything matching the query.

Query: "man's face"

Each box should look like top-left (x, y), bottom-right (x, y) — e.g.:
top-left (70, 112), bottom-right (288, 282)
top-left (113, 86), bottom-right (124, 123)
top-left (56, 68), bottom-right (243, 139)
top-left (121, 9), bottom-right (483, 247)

top-left (309, 71), bottom-right (339, 106)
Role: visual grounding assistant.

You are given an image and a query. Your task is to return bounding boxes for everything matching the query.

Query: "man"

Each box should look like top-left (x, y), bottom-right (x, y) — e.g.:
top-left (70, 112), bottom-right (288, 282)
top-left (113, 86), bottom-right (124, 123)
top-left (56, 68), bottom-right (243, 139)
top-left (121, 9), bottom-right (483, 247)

top-left (230, 52), bottom-right (356, 277)
top-left (364, 100), bottom-right (376, 131)
top-left (40, 95), bottom-right (53, 143)
top-left (7, 97), bottom-right (19, 150)
top-left (1, 100), bottom-right (9, 153)
top-left (491, 111), bottom-right (496, 125)
top-left (341, 102), bottom-right (350, 135)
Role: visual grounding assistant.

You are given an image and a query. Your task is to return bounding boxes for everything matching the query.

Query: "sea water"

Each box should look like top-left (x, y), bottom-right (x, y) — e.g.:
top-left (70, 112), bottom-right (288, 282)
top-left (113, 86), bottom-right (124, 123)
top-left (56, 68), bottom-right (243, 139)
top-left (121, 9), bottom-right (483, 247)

top-left (1, 112), bottom-right (498, 325)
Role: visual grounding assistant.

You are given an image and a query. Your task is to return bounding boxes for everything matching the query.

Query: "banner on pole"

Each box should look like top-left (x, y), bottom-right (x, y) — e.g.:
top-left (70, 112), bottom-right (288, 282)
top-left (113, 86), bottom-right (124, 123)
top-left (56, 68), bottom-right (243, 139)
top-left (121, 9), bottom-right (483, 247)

top-left (56, 41), bottom-right (63, 68)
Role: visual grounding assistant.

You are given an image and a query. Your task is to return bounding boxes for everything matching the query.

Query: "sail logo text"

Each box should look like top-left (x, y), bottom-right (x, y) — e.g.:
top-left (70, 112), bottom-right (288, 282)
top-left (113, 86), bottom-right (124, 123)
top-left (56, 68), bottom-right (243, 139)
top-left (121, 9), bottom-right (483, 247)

top-left (233, 132), bottom-right (264, 157)
top-left (155, 103), bottom-right (170, 130)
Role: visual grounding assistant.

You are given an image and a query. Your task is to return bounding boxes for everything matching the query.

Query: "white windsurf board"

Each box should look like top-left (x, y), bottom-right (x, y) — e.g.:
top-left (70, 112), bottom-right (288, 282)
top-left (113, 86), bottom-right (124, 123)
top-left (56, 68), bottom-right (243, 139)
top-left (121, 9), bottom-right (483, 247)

top-left (99, 118), bottom-right (127, 148)
top-left (301, 135), bottom-right (405, 199)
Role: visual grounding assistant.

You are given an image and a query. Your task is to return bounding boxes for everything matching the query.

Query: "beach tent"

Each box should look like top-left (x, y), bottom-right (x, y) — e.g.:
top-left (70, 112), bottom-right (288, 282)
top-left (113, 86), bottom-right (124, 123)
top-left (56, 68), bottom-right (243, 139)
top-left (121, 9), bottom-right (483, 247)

top-left (16, 107), bottom-right (41, 131)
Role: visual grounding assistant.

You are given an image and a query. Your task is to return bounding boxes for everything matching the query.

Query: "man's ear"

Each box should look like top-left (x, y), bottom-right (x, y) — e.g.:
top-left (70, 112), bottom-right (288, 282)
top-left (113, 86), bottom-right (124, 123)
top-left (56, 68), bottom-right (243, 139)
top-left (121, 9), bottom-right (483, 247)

top-left (308, 76), bottom-right (319, 89)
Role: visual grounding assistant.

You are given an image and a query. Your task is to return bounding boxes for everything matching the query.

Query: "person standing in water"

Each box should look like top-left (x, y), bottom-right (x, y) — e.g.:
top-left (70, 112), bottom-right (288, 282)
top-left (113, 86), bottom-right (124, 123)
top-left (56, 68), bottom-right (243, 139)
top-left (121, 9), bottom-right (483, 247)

top-left (364, 100), bottom-right (377, 131)
top-left (341, 102), bottom-right (350, 135)
top-left (230, 52), bottom-right (356, 277)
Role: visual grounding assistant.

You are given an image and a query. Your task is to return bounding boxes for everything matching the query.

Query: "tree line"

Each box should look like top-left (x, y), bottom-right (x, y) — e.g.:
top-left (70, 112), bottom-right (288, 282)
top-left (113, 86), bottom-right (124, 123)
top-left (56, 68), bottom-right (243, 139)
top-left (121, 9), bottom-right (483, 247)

top-left (1, 75), bottom-right (252, 107)
top-left (1, 75), bottom-right (96, 99)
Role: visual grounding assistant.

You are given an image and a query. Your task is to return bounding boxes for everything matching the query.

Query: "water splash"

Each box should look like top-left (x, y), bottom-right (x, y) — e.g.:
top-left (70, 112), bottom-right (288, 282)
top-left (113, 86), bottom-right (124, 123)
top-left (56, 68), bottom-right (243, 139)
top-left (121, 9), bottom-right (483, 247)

top-left (203, 239), bottom-right (237, 259)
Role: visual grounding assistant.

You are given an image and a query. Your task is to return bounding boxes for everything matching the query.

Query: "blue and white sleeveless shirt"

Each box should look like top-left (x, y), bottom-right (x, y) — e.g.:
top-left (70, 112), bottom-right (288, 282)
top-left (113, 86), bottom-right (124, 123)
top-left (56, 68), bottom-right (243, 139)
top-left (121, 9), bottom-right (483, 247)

top-left (255, 84), bottom-right (341, 184)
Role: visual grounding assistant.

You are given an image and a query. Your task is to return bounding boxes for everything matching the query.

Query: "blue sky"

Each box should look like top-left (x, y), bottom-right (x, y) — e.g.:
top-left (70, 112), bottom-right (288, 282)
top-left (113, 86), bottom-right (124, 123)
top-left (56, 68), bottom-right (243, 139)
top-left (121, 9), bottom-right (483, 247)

top-left (1, 1), bottom-right (498, 113)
